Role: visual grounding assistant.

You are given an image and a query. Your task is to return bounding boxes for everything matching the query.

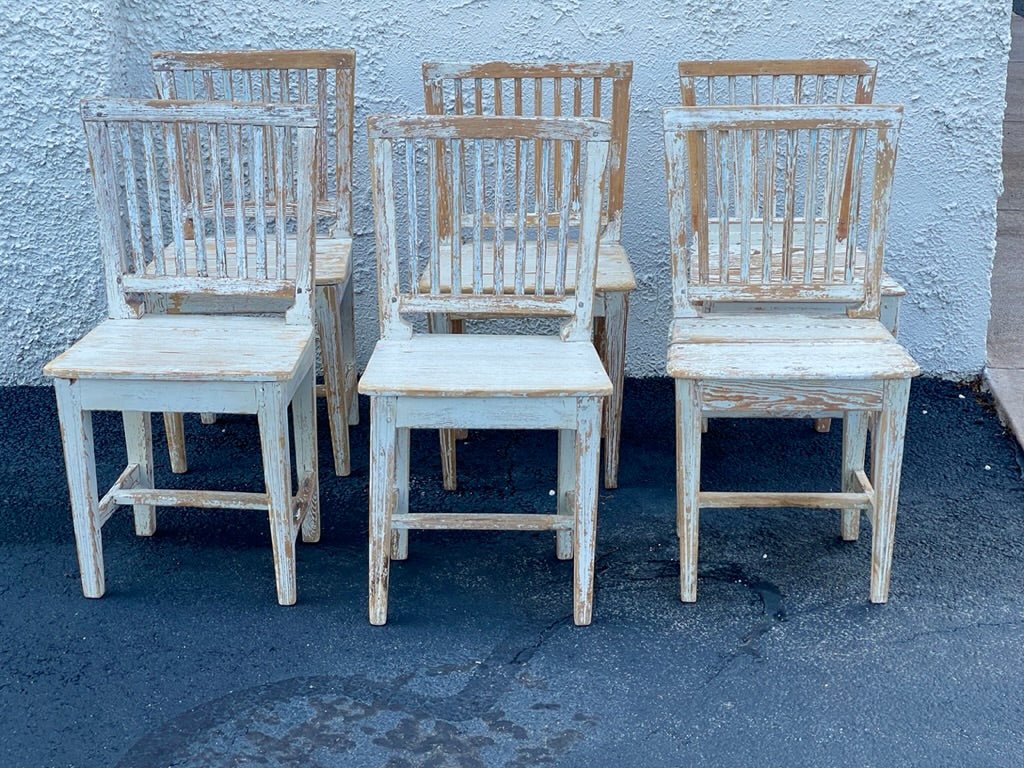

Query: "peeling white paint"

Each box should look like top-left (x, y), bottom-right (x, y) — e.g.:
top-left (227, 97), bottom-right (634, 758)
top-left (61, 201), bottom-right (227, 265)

top-left (0, 0), bottom-right (1012, 382)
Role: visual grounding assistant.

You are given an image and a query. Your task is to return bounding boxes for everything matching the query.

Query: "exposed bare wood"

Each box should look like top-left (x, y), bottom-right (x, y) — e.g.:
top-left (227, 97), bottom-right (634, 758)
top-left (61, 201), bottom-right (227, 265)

top-left (699, 491), bottom-right (871, 509)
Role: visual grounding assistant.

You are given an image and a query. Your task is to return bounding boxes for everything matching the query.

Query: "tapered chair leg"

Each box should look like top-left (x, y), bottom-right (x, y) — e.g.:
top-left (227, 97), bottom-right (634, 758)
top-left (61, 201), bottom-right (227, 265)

top-left (54, 379), bottom-right (105, 598)
top-left (369, 397), bottom-right (399, 625)
top-left (316, 284), bottom-right (352, 477)
top-left (122, 411), bottom-right (156, 537)
top-left (675, 379), bottom-right (702, 603)
top-left (601, 291), bottom-right (627, 489)
top-left (869, 378), bottom-right (911, 603)
top-left (163, 412), bottom-right (188, 474)
top-left (391, 427), bottom-right (410, 560)
top-left (573, 397), bottom-right (602, 626)
top-left (840, 411), bottom-right (869, 541)
top-left (428, 313), bottom-right (459, 490)
top-left (200, 413), bottom-right (218, 425)
top-left (258, 382), bottom-right (298, 606)
top-left (556, 428), bottom-right (575, 560)
top-left (449, 319), bottom-right (468, 442)
top-left (814, 418), bottom-right (832, 433)
top-left (292, 367), bottom-right (320, 544)
top-left (439, 429), bottom-right (458, 491)
top-left (341, 278), bottom-right (360, 426)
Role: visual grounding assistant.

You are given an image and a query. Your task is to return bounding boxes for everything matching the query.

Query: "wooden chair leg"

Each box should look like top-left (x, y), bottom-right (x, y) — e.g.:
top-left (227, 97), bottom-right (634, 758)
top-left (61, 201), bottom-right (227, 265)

top-left (572, 397), bottom-right (601, 626)
top-left (676, 379), bottom-right (702, 603)
top-left (391, 427), bottom-right (410, 560)
top-left (341, 278), bottom-right (359, 426)
top-left (54, 379), bottom-right (105, 598)
top-left (163, 412), bottom-right (188, 474)
top-left (257, 382), bottom-right (298, 606)
top-left (814, 418), bottom-right (832, 433)
top-left (200, 413), bottom-right (218, 425)
top-left (869, 378), bottom-right (911, 604)
top-left (840, 411), bottom-right (869, 541)
top-left (439, 429), bottom-right (458, 491)
top-left (292, 367), bottom-right (320, 544)
top-left (122, 411), bottom-right (155, 537)
top-left (428, 313), bottom-right (459, 490)
top-left (701, 417), bottom-right (709, 434)
top-left (601, 291), bottom-right (627, 489)
top-left (316, 284), bottom-right (352, 477)
top-left (369, 396), bottom-right (398, 625)
top-left (449, 319), bottom-right (467, 441)
top-left (556, 428), bottom-right (575, 560)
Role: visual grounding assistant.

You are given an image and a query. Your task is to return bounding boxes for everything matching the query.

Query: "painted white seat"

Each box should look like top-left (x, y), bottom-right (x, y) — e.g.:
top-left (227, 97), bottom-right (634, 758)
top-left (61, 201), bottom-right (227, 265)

top-left (668, 316), bottom-right (918, 381)
top-left (45, 316), bottom-right (313, 381)
top-left (663, 103), bottom-right (918, 605)
top-left (422, 61), bottom-right (634, 489)
top-left (152, 50), bottom-right (358, 477)
top-left (360, 336), bottom-right (610, 397)
top-left (45, 100), bottom-right (321, 606)
top-left (361, 114), bottom-right (612, 626)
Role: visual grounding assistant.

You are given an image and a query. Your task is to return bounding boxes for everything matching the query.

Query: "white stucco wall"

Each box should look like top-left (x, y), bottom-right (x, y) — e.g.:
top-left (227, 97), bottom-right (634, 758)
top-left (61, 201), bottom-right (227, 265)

top-left (0, 0), bottom-right (1012, 382)
top-left (0, 1), bottom-right (129, 383)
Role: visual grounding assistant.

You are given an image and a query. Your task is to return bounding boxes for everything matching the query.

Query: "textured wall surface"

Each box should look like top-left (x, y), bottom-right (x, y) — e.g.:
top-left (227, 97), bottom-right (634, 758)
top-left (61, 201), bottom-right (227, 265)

top-left (0, 1), bottom-right (128, 384)
top-left (0, 0), bottom-right (1012, 382)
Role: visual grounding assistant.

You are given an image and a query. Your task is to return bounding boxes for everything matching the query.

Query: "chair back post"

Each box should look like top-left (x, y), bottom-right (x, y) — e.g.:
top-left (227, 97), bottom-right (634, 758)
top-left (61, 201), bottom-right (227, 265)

top-left (367, 114), bottom-right (611, 342)
top-left (367, 124), bottom-right (409, 340)
top-left (82, 117), bottom-right (137, 319)
top-left (569, 135), bottom-right (611, 339)
top-left (151, 49), bottom-right (356, 236)
top-left (854, 118), bottom-right (900, 320)
top-left (662, 103), bottom-right (902, 319)
top-left (80, 98), bottom-right (319, 324)
top-left (421, 62), bottom-right (631, 241)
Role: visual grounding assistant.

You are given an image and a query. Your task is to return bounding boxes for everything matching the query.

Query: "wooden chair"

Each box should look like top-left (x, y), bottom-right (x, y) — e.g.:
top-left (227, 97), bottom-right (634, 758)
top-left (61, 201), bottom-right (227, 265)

top-left (421, 62), bottom-right (634, 489)
top-left (677, 59), bottom-right (906, 433)
top-left (662, 103), bottom-right (919, 604)
top-left (359, 114), bottom-right (612, 625)
top-left (44, 99), bottom-right (321, 605)
top-left (151, 50), bottom-right (358, 476)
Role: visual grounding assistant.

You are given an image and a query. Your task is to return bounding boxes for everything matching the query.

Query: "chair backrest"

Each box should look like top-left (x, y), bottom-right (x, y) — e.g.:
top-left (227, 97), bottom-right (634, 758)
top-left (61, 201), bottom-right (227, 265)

top-left (677, 59), bottom-right (877, 107)
top-left (80, 98), bottom-right (318, 324)
top-left (662, 104), bottom-right (902, 319)
top-left (678, 59), bottom-right (877, 242)
top-left (151, 49), bottom-right (355, 235)
top-left (368, 114), bottom-right (611, 342)
top-left (421, 62), bottom-right (631, 240)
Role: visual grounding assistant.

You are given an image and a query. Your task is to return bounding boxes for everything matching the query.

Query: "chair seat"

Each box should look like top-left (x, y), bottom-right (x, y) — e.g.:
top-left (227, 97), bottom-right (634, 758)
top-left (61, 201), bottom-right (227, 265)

top-left (154, 235), bottom-right (351, 286)
top-left (417, 240), bottom-right (636, 294)
top-left (698, 219), bottom-right (906, 297)
top-left (668, 315), bottom-right (920, 381)
top-left (358, 335), bottom-right (612, 397)
top-left (44, 315), bottom-right (314, 381)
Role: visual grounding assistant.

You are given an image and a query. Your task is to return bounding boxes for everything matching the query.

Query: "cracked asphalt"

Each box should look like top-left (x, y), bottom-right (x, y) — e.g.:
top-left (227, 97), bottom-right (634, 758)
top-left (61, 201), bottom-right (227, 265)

top-left (1, 378), bottom-right (1023, 766)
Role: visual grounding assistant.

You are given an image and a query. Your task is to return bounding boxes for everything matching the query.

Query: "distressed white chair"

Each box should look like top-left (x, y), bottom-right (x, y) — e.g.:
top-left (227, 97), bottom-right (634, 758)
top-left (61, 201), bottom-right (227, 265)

top-left (678, 59), bottom-right (907, 433)
top-left (360, 114), bottom-right (612, 625)
top-left (44, 99), bottom-right (321, 605)
top-left (421, 62), bottom-right (634, 489)
top-left (662, 104), bottom-right (919, 604)
top-left (152, 50), bottom-right (358, 476)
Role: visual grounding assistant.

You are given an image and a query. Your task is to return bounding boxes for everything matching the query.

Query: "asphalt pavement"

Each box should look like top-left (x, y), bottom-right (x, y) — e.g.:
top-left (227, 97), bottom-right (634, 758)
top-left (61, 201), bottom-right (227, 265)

top-left (1, 378), bottom-right (1022, 767)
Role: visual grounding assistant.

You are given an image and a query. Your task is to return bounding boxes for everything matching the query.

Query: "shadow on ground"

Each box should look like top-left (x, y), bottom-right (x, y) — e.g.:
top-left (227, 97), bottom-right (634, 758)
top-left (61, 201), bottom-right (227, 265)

top-left (1, 378), bottom-right (1022, 766)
